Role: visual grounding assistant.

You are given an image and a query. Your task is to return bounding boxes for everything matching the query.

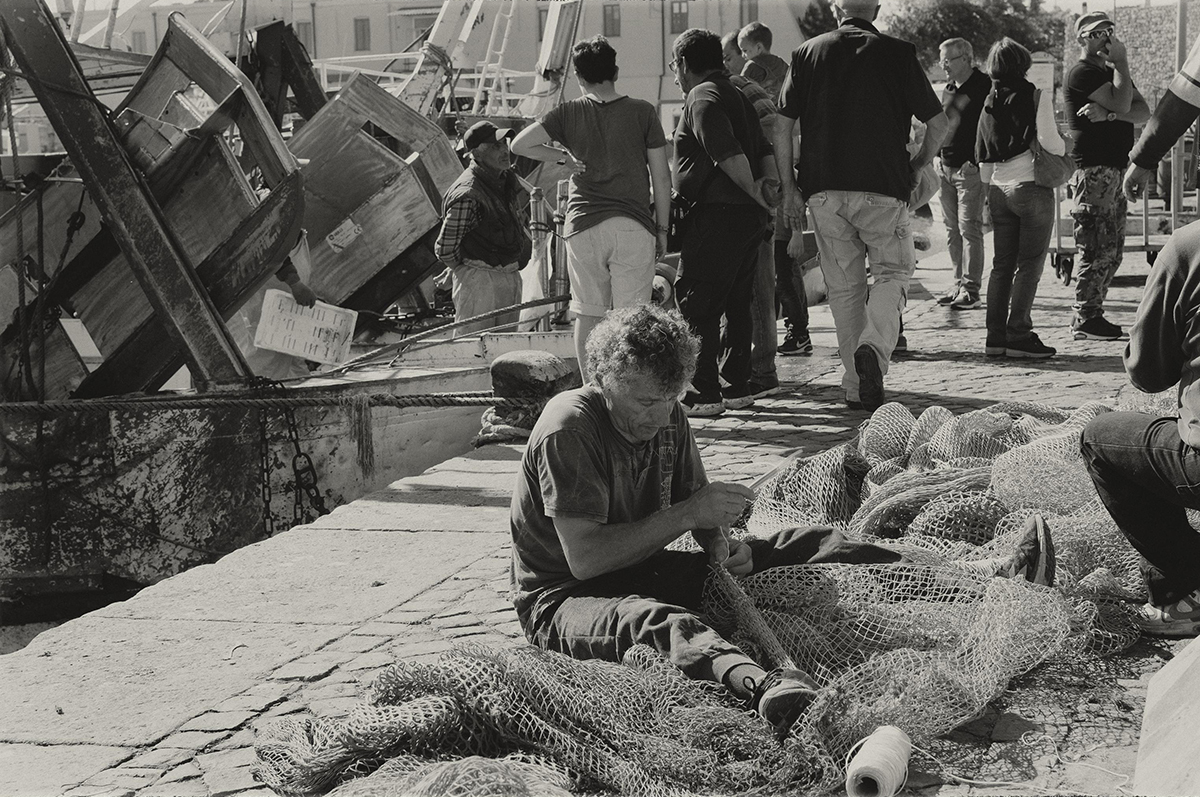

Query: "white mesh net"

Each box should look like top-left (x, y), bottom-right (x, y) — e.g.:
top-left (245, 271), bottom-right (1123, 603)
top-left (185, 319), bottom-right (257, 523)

top-left (255, 399), bottom-right (1153, 796)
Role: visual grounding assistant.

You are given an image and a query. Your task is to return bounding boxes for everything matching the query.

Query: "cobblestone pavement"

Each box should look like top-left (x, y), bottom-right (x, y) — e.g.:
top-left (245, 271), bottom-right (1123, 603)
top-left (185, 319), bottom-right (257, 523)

top-left (0, 225), bottom-right (1190, 797)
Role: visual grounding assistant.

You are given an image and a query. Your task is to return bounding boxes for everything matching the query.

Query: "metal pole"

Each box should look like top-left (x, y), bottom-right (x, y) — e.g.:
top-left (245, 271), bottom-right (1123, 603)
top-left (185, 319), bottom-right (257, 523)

top-left (1172, 0), bottom-right (1186, 226)
top-left (69, 0), bottom-right (86, 41)
top-left (234, 0), bottom-right (249, 67)
top-left (102, 0), bottom-right (120, 48)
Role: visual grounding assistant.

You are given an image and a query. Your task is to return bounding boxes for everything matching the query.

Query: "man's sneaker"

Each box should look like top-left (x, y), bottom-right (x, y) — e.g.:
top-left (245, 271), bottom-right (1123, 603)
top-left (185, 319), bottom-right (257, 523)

top-left (950, 290), bottom-right (981, 310)
top-left (985, 338), bottom-right (1006, 357)
top-left (1136, 590), bottom-right (1200, 638)
top-left (682, 391), bottom-right (724, 417)
top-left (997, 514), bottom-right (1056, 587)
top-left (749, 668), bottom-right (820, 740)
top-left (937, 286), bottom-right (959, 305)
top-left (721, 385), bottom-right (756, 410)
top-left (894, 334), bottom-right (908, 354)
top-left (747, 380), bottom-right (781, 400)
top-left (1071, 315), bottom-right (1123, 341)
top-left (1005, 333), bottom-right (1056, 359)
top-left (779, 333), bottom-right (813, 356)
top-left (854, 345), bottom-right (885, 411)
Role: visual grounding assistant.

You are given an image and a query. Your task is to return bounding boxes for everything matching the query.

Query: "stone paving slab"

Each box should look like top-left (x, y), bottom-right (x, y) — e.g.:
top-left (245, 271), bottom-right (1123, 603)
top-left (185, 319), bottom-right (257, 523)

top-left (0, 616), bottom-right (349, 746)
top-left (91, 529), bottom-right (505, 624)
top-left (0, 744), bottom-right (132, 797)
top-left (0, 225), bottom-right (1180, 796)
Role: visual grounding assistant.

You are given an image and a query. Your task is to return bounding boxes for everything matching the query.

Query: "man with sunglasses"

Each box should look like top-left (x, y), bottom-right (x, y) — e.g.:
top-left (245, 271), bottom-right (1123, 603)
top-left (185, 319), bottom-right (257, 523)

top-left (1064, 11), bottom-right (1150, 342)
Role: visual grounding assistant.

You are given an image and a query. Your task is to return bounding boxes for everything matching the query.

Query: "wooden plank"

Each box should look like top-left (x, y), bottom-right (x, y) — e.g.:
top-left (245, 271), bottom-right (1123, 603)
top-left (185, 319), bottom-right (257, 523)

top-left (156, 16), bottom-right (294, 187)
top-left (307, 170), bottom-right (439, 305)
top-left (0, 0), bottom-right (251, 390)
top-left (74, 171), bottom-right (304, 397)
top-left (0, 178), bottom-right (102, 289)
top-left (335, 75), bottom-right (462, 191)
top-left (70, 137), bottom-right (257, 356)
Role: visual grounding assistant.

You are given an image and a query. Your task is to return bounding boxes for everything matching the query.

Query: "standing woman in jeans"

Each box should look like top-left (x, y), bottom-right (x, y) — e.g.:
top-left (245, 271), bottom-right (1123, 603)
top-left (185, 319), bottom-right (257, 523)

top-left (976, 37), bottom-right (1066, 358)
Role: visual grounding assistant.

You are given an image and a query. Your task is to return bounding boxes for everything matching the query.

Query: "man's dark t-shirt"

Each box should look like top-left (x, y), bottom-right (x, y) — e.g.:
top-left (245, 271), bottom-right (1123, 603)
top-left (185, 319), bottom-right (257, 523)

top-left (1065, 60), bottom-right (1135, 168)
top-left (777, 18), bottom-right (942, 202)
top-left (673, 72), bottom-right (772, 207)
top-left (939, 68), bottom-right (990, 168)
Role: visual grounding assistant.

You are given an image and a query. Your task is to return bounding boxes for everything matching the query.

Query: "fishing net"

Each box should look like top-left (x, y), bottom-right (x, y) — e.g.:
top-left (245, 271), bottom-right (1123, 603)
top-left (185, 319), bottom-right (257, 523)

top-left (255, 399), bottom-right (1151, 797)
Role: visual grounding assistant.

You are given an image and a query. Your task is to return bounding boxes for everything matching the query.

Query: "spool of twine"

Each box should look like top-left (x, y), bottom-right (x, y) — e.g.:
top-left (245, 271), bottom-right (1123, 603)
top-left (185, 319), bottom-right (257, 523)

top-left (844, 725), bottom-right (912, 797)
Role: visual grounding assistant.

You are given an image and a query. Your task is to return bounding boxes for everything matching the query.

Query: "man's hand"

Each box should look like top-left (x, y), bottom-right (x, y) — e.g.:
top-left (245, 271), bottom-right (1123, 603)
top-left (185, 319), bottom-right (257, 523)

top-left (782, 187), bottom-right (805, 230)
top-left (288, 280), bottom-right (317, 307)
top-left (684, 482), bottom-right (755, 529)
top-left (1077, 102), bottom-right (1110, 123)
top-left (758, 177), bottom-right (782, 209)
top-left (703, 530), bottom-right (755, 576)
top-left (655, 230), bottom-right (669, 260)
top-left (557, 151), bottom-right (587, 176)
top-left (1124, 163), bottom-right (1152, 201)
top-left (786, 228), bottom-right (806, 261)
top-left (1102, 36), bottom-right (1128, 67)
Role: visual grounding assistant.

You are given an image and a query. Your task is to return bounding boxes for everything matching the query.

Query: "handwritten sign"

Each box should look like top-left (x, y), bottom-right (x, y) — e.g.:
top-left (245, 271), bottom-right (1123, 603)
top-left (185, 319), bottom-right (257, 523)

top-left (254, 289), bottom-right (358, 365)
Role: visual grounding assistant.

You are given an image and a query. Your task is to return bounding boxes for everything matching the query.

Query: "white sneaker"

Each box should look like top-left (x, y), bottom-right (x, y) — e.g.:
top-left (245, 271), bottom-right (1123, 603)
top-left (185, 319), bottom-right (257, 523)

top-left (1137, 590), bottom-right (1200, 637)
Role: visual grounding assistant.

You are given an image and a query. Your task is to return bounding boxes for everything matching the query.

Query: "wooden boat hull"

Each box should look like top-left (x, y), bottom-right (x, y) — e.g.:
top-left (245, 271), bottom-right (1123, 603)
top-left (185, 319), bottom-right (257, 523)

top-left (0, 366), bottom-right (490, 603)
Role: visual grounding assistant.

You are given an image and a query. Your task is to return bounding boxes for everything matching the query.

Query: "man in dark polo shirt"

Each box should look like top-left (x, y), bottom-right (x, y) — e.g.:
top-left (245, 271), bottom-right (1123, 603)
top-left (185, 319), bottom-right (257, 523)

top-left (772, 0), bottom-right (946, 411)
top-left (936, 37), bottom-right (990, 311)
top-left (1064, 11), bottom-right (1149, 342)
top-left (671, 28), bottom-right (778, 417)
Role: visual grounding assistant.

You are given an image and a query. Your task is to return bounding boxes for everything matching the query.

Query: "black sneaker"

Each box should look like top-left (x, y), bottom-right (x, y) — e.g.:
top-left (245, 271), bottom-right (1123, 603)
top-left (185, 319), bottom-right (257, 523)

top-left (997, 514), bottom-right (1056, 587)
top-left (985, 338), bottom-right (1006, 357)
top-left (893, 334), bottom-right (908, 354)
top-left (854, 345), bottom-right (884, 411)
top-left (1005, 333), bottom-right (1056, 359)
top-left (779, 334), bottom-right (813, 356)
top-left (682, 391), bottom-right (724, 417)
top-left (749, 668), bottom-right (820, 740)
top-left (1071, 316), bottom-right (1123, 341)
top-left (747, 380), bottom-right (781, 400)
top-left (937, 286), bottom-right (959, 306)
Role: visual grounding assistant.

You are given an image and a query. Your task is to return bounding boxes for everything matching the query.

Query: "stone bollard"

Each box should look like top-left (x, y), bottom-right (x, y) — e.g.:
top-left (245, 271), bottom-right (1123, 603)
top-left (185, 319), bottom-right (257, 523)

top-left (475, 350), bottom-right (582, 446)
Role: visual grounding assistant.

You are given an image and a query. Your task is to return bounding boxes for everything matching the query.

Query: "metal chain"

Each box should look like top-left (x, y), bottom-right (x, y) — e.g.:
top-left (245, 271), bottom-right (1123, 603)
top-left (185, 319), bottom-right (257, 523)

top-left (250, 376), bottom-right (328, 528)
top-left (250, 377), bottom-right (277, 536)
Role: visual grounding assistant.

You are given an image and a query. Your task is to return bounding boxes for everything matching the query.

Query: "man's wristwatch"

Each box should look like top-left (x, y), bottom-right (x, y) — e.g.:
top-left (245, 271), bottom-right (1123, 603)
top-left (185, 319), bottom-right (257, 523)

top-left (1105, 111), bottom-right (1117, 122)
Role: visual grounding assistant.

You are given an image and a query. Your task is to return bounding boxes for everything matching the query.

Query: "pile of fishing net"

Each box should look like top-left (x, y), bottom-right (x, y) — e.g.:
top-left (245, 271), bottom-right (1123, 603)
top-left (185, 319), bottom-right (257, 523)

top-left (255, 399), bottom-right (1151, 796)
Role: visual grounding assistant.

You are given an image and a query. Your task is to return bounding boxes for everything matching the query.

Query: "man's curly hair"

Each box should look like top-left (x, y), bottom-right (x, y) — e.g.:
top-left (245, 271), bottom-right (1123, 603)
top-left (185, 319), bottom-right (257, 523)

top-left (586, 305), bottom-right (699, 394)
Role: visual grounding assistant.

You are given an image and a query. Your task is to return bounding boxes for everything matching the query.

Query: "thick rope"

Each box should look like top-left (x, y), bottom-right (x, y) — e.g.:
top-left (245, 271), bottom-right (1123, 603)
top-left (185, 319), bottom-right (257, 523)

top-left (0, 391), bottom-right (545, 416)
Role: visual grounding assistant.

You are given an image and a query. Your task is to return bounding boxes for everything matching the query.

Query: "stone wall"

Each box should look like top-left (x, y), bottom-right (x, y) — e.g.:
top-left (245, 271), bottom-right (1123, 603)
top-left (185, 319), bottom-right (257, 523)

top-left (1061, 1), bottom-right (1199, 107)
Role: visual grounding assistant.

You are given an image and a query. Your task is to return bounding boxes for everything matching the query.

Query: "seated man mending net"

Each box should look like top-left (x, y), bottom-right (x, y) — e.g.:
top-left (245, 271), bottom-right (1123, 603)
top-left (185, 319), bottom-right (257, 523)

top-left (509, 303), bottom-right (1055, 738)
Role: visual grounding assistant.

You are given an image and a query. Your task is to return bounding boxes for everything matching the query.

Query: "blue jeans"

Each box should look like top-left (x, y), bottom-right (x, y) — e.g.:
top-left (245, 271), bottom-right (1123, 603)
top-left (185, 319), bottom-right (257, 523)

top-left (806, 190), bottom-right (915, 401)
top-left (1080, 411), bottom-right (1200, 605)
top-left (986, 182), bottom-right (1054, 345)
top-left (938, 161), bottom-right (986, 292)
top-left (522, 526), bottom-right (903, 683)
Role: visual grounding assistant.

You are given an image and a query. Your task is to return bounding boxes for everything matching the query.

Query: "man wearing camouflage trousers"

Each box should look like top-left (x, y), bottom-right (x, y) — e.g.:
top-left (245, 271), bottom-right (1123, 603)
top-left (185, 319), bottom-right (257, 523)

top-left (1063, 12), bottom-right (1149, 341)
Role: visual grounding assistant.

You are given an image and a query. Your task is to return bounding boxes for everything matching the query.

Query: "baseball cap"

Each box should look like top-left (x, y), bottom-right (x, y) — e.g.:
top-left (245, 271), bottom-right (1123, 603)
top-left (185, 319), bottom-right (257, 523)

top-left (1075, 11), bottom-right (1113, 37)
top-left (462, 121), bottom-right (516, 151)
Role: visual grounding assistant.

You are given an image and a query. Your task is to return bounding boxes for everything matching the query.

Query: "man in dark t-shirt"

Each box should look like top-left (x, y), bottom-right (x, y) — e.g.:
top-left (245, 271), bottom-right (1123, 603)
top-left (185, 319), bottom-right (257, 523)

top-left (669, 28), bottom-right (777, 417)
top-left (773, 0), bottom-right (947, 412)
top-left (1063, 11), bottom-right (1149, 341)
